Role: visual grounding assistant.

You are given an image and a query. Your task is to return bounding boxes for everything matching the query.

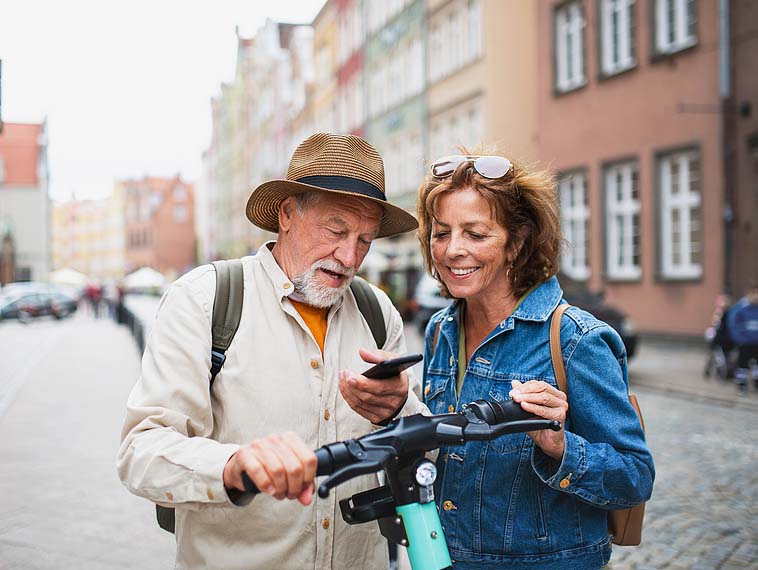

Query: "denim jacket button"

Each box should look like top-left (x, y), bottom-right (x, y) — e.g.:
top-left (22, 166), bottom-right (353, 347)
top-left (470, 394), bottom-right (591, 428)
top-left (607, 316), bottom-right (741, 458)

top-left (443, 500), bottom-right (457, 511)
top-left (448, 404), bottom-right (455, 413)
top-left (559, 477), bottom-right (571, 489)
top-left (424, 384), bottom-right (431, 395)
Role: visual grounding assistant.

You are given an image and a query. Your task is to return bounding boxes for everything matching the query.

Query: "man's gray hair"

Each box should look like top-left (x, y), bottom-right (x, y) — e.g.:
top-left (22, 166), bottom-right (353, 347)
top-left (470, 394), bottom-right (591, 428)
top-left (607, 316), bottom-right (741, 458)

top-left (293, 192), bottom-right (325, 217)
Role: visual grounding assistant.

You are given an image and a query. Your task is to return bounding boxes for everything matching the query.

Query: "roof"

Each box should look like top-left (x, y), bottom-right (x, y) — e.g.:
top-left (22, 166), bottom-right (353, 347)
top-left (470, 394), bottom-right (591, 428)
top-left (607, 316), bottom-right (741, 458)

top-left (0, 122), bottom-right (44, 185)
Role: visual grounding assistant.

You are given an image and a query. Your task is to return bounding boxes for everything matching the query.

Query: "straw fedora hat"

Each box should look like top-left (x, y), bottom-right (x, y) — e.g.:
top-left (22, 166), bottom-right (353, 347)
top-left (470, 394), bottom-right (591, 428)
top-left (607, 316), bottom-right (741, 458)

top-left (246, 132), bottom-right (418, 239)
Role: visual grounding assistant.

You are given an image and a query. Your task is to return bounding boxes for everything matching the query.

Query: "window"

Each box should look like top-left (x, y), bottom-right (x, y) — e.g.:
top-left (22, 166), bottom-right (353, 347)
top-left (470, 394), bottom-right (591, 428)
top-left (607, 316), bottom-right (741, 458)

top-left (605, 161), bottom-right (641, 279)
top-left (600, 0), bottom-right (636, 75)
top-left (655, 0), bottom-right (696, 54)
top-left (559, 171), bottom-right (590, 280)
top-left (174, 206), bottom-right (187, 223)
top-left (658, 150), bottom-right (701, 279)
top-left (554, 2), bottom-right (585, 92)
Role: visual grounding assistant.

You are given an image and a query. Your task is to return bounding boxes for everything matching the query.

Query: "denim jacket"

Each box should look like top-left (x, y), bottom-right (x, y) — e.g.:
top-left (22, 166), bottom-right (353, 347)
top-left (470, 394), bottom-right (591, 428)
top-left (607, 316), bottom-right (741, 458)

top-left (422, 277), bottom-right (654, 570)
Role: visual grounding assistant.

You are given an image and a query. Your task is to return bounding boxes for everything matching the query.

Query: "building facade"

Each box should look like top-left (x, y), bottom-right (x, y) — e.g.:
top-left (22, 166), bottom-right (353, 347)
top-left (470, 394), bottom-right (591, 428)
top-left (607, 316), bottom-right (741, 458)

top-left (123, 176), bottom-right (196, 278)
top-left (725, 0), bottom-right (758, 297)
top-left (538, 0), bottom-right (727, 335)
top-left (51, 192), bottom-right (125, 281)
top-left (0, 121), bottom-right (50, 284)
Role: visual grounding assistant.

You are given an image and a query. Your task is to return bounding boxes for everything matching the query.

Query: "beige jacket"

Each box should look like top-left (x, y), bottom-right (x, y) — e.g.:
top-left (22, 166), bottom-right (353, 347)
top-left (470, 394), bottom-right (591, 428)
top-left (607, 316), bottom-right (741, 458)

top-left (118, 244), bottom-right (426, 570)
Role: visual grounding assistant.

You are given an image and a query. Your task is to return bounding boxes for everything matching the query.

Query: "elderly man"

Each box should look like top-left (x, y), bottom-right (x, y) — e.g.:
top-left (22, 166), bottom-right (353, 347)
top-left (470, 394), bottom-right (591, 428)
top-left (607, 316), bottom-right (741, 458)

top-left (118, 133), bottom-right (426, 570)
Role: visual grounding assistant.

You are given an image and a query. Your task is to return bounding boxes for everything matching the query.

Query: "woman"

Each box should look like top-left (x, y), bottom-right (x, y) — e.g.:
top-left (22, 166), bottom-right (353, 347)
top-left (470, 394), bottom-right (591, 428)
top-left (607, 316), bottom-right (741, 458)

top-left (416, 153), bottom-right (654, 569)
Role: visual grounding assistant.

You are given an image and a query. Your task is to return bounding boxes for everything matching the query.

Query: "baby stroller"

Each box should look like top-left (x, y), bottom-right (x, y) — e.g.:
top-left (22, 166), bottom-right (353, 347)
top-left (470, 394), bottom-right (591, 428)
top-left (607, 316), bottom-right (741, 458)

top-left (704, 296), bottom-right (736, 381)
top-left (704, 316), bottom-right (737, 380)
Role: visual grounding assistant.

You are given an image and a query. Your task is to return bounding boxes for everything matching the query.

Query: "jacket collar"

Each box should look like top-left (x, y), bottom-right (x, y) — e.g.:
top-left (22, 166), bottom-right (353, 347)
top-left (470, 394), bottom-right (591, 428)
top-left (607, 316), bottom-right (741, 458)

top-left (510, 276), bottom-right (563, 322)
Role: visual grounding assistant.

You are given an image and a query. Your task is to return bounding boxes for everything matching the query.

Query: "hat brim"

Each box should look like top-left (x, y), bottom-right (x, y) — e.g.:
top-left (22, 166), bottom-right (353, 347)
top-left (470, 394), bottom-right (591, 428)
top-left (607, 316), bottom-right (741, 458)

top-left (246, 179), bottom-right (419, 239)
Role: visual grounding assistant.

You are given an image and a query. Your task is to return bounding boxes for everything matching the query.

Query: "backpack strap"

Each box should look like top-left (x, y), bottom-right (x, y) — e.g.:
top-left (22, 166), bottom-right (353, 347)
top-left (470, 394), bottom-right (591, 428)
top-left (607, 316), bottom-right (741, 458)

top-left (550, 303), bottom-right (572, 394)
top-left (350, 276), bottom-right (387, 349)
top-left (210, 259), bottom-right (244, 385)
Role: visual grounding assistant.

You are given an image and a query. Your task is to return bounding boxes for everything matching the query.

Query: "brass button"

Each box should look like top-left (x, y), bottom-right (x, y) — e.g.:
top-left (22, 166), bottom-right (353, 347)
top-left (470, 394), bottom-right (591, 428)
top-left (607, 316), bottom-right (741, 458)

top-left (559, 477), bottom-right (571, 489)
top-left (424, 384), bottom-right (431, 395)
top-left (166, 492), bottom-right (174, 500)
top-left (324, 409), bottom-right (331, 421)
top-left (449, 356), bottom-right (454, 366)
top-left (310, 359), bottom-right (319, 369)
top-left (207, 489), bottom-right (214, 500)
top-left (322, 518), bottom-right (330, 529)
top-left (448, 405), bottom-right (455, 413)
top-left (442, 500), bottom-right (457, 511)
top-left (283, 283), bottom-right (291, 289)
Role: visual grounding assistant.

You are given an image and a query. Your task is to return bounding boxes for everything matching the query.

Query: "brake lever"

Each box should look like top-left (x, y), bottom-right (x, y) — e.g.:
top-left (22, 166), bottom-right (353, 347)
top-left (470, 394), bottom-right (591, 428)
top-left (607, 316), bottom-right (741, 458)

top-left (318, 458), bottom-right (387, 498)
top-left (463, 418), bottom-right (561, 440)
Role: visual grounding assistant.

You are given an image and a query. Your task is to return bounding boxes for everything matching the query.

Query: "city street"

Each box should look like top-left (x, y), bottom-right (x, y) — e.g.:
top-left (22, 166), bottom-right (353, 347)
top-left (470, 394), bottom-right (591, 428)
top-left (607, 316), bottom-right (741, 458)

top-left (1, 310), bottom-right (757, 569)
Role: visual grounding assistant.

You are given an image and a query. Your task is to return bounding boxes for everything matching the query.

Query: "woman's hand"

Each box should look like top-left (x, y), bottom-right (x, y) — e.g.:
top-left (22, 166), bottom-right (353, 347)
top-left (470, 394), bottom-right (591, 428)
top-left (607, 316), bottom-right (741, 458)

top-left (509, 379), bottom-right (568, 461)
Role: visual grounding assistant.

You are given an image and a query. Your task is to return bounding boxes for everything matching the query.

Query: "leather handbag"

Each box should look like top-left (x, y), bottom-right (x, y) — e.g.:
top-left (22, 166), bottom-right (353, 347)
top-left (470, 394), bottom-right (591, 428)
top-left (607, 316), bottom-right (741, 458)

top-left (549, 303), bottom-right (647, 546)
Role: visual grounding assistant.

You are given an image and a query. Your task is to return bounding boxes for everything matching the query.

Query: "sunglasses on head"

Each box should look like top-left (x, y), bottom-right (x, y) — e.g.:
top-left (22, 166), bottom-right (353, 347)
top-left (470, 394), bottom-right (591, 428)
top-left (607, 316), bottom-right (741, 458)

top-left (430, 155), bottom-right (513, 179)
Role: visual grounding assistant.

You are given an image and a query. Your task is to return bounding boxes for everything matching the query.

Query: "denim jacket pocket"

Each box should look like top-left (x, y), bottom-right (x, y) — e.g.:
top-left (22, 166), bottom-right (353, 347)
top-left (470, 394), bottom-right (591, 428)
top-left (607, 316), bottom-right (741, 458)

top-left (423, 372), bottom-right (451, 415)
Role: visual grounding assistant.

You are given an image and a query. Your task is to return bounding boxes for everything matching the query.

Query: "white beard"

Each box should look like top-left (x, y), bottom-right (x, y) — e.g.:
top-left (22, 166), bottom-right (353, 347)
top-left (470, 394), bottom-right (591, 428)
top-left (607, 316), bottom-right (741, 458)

top-left (292, 260), bottom-right (356, 308)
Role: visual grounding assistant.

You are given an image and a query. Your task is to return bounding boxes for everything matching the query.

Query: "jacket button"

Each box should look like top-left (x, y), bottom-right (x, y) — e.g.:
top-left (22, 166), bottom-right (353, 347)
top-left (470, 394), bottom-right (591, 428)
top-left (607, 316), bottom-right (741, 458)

top-left (424, 384), bottom-right (431, 395)
top-left (559, 477), bottom-right (571, 489)
top-left (449, 356), bottom-right (454, 366)
top-left (310, 359), bottom-right (319, 369)
top-left (448, 405), bottom-right (455, 413)
top-left (442, 500), bottom-right (457, 511)
top-left (322, 518), bottom-right (330, 529)
top-left (283, 283), bottom-right (291, 289)
top-left (324, 409), bottom-right (331, 421)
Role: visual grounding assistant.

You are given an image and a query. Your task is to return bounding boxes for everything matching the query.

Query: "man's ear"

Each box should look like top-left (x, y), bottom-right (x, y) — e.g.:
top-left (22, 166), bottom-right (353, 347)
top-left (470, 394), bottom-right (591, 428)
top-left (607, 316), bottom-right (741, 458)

top-left (278, 197), bottom-right (296, 233)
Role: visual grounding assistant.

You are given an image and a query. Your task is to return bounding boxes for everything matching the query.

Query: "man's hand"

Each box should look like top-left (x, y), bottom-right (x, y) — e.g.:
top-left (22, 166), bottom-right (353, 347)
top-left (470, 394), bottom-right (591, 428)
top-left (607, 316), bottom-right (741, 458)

top-left (339, 347), bottom-right (409, 424)
top-left (223, 432), bottom-right (317, 505)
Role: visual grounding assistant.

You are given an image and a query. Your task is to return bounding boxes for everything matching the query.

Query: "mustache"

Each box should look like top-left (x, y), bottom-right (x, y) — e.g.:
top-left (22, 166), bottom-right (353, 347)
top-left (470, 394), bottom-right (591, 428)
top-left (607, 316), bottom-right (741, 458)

top-left (311, 259), bottom-right (356, 279)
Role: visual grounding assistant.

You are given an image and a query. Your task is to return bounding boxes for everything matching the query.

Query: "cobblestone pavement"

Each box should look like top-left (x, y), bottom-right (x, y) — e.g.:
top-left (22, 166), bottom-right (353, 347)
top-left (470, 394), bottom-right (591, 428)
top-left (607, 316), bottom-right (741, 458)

top-left (1, 313), bottom-right (757, 569)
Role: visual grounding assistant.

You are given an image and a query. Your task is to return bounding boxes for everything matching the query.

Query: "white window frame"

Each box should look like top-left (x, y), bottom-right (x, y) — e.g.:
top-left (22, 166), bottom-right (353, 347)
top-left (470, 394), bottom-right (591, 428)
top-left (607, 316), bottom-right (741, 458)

top-left (555, 1), bottom-right (586, 92)
top-left (600, 0), bottom-right (636, 75)
top-left (605, 161), bottom-right (641, 279)
top-left (655, 0), bottom-right (696, 54)
top-left (659, 150), bottom-right (702, 279)
top-left (559, 171), bottom-right (590, 280)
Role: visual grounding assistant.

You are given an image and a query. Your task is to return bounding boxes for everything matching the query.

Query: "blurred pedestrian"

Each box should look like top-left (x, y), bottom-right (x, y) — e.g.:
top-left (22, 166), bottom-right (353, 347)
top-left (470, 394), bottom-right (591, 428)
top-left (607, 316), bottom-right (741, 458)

top-left (415, 151), bottom-right (654, 569)
top-left (118, 133), bottom-right (425, 570)
top-left (726, 283), bottom-right (758, 392)
top-left (84, 283), bottom-right (102, 317)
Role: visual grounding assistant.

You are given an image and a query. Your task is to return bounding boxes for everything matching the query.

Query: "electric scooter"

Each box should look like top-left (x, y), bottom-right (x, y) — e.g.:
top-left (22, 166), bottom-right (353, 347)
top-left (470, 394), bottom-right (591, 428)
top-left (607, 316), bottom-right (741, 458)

top-left (242, 398), bottom-right (561, 570)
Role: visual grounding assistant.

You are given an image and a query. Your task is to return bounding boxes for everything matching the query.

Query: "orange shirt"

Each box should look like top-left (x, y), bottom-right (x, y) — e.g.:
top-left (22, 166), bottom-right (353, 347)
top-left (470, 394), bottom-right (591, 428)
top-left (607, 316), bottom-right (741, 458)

top-left (290, 299), bottom-right (329, 355)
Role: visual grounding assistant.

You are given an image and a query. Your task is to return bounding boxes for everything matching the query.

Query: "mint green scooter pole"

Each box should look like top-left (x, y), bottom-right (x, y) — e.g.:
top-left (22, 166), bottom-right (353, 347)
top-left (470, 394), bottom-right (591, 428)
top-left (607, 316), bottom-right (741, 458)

top-left (395, 501), bottom-right (452, 570)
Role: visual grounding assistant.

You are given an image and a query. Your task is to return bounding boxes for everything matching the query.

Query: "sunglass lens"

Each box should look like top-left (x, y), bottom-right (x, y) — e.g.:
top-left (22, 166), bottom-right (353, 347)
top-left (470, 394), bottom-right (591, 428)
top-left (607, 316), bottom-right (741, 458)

top-left (474, 156), bottom-right (512, 178)
top-left (431, 155), bottom-right (467, 178)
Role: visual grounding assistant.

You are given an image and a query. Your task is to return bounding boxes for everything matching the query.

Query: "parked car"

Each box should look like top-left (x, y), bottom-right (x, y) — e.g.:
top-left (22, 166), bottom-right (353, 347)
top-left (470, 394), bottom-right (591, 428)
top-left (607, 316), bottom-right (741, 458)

top-left (0, 289), bottom-right (78, 323)
top-left (410, 274), bottom-right (451, 334)
top-left (410, 273), bottom-right (638, 358)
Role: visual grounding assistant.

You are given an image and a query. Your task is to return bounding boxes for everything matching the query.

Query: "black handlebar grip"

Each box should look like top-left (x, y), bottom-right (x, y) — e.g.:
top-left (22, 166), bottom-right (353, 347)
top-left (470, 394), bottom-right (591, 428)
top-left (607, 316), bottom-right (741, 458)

top-left (315, 447), bottom-right (335, 477)
top-left (241, 471), bottom-right (260, 495)
top-left (485, 399), bottom-right (538, 423)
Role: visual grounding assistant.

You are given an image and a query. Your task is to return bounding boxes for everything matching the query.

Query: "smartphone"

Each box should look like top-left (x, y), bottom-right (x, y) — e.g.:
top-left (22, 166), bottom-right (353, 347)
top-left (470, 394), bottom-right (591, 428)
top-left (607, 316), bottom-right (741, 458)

top-left (362, 353), bottom-right (423, 379)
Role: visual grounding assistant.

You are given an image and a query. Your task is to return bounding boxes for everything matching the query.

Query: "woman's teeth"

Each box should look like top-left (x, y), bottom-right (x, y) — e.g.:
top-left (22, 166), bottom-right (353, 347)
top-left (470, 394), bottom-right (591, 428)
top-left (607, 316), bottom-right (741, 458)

top-left (450, 267), bottom-right (478, 276)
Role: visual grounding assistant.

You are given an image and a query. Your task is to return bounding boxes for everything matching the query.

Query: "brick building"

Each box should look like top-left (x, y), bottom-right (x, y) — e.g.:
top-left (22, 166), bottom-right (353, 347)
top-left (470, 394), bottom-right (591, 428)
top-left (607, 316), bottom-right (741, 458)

top-left (123, 176), bottom-right (196, 278)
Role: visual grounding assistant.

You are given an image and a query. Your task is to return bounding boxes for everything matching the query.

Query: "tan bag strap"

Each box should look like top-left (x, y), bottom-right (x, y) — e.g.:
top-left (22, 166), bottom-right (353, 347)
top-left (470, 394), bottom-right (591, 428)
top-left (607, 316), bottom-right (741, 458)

top-left (550, 303), bottom-right (571, 394)
top-left (432, 320), bottom-right (442, 357)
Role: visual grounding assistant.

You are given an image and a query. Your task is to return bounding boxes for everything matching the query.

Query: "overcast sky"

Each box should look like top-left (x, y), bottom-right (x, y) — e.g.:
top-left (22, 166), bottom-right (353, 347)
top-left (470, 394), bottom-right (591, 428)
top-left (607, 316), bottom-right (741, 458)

top-left (0, 0), bottom-right (325, 201)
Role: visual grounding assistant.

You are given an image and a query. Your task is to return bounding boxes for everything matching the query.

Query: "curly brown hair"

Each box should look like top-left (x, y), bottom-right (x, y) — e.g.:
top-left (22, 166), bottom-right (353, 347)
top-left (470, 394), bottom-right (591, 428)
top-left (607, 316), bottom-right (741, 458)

top-left (416, 152), bottom-right (563, 299)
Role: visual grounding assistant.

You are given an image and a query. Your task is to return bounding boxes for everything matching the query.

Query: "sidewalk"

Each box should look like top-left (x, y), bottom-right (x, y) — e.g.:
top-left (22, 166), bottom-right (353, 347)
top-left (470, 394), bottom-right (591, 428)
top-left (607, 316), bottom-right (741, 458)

top-left (628, 337), bottom-right (758, 412)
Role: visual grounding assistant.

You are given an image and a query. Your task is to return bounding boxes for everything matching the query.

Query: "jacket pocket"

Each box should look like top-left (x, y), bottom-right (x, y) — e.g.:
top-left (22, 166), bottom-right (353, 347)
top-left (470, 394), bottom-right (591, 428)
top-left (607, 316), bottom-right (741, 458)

top-left (423, 373), bottom-right (451, 415)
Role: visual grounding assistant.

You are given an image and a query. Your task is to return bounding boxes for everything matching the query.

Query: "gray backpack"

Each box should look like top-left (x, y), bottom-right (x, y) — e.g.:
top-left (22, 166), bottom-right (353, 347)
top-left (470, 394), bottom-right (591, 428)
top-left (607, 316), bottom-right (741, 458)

top-left (156, 259), bottom-right (387, 532)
